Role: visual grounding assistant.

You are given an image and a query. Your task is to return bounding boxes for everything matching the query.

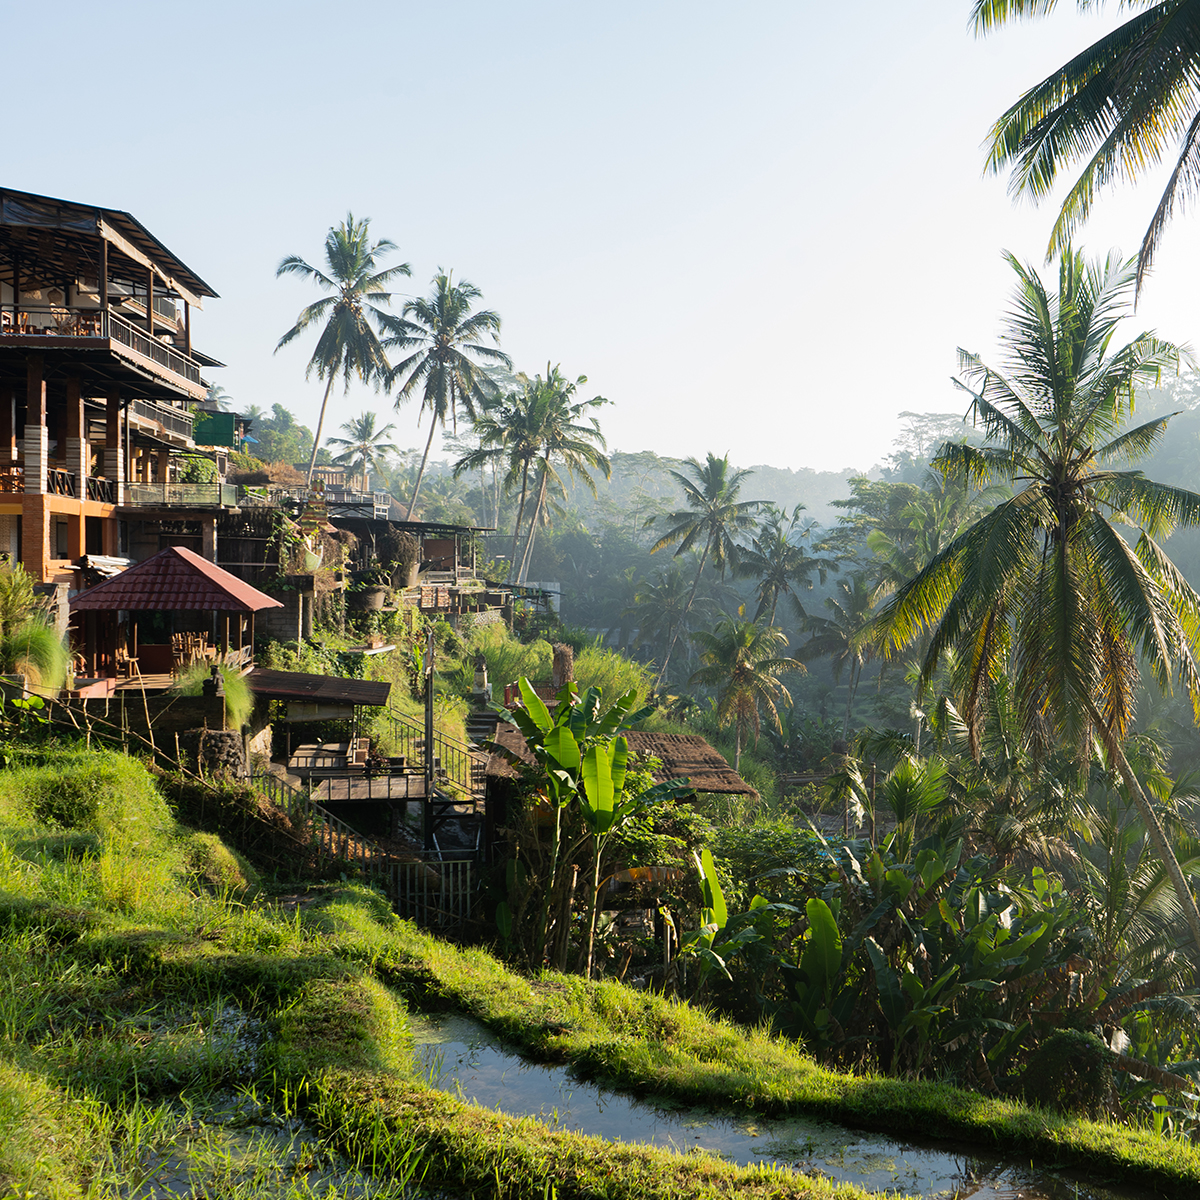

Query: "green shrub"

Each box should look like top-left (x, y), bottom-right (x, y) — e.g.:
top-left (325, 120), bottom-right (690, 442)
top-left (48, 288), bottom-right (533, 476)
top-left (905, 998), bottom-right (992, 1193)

top-left (180, 831), bottom-right (259, 894)
top-left (1022, 1029), bottom-right (1115, 1119)
top-left (170, 662), bottom-right (254, 729)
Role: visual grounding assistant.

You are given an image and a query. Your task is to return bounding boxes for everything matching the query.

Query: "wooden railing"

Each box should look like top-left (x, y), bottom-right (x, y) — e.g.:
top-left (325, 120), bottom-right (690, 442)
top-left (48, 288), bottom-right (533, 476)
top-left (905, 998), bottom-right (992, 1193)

top-left (0, 305), bottom-right (203, 386)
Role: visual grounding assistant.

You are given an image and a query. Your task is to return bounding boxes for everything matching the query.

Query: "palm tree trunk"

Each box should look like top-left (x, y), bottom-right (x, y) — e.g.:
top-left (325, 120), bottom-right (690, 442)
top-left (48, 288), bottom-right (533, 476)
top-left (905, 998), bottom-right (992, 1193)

top-left (655, 538), bottom-right (712, 690)
top-left (1085, 695), bottom-right (1200, 972)
top-left (305, 374), bottom-right (337, 486)
top-left (406, 416), bottom-right (440, 521)
top-left (517, 458), bottom-right (550, 583)
top-left (841, 662), bottom-right (854, 743)
top-left (508, 462), bottom-right (531, 582)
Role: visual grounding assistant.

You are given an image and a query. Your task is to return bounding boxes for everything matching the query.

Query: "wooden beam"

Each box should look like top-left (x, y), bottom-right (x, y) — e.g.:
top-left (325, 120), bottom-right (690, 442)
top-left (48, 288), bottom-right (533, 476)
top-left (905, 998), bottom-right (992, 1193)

top-left (97, 219), bottom-right (204, 310)
top-left (99, 235), bottom-right (108, 314)
top-left (146, 265), bottom-right (154, 339)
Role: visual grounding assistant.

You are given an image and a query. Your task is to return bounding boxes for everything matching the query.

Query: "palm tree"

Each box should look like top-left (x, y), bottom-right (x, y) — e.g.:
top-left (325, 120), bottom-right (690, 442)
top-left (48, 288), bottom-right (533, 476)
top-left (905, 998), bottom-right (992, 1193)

top-left (647, 453), bottom-right (762, 687)
top-left (204, 384), bottom-right (234, 411)
top-left (798, 572), bottom-right (877, 742)
top-left (974, 0), bottom-right (1200, 289)
top-left (870, 247), bottom-right (1200, 962)
top-left (737, 503), bottom-right (836, 625)
top-left (453, 379), bottom-right (542, 574)
top-left (381, 271), bottom-right (511, 520)
top-left (326, 412), bottom-right (400, 492)
top-left (513, 366), bottom-right (610, 584)
top-left (625, 562), bottom-right (716, 671)
top-left (690, 618), bottom-right (801, 770)
top-left (275, 214), bottom-right (409, 485)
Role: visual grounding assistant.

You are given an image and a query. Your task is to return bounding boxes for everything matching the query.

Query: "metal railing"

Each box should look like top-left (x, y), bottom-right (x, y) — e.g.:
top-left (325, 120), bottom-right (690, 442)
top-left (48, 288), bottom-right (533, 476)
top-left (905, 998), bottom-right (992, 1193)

top-left (381, 706), bottom-right (488, 802)
top-left (125, 482), bottom-right (237, 507)
top-left (0, 305), bottom-right (202, 386)
top-left (131, 398), bottom-right (194, 440)
top-left (249, 770), bottom-right (473, 926)
top-left (46, 468), bottom-right (74, 497)
top-left (0, 467), bottom-right (113, 501)
top-left (86, 477), bottom-right (117, 503)
top-left (106, 310), bottom-right (201, 384)
top-left (390, 859), bottom-right (473, 927)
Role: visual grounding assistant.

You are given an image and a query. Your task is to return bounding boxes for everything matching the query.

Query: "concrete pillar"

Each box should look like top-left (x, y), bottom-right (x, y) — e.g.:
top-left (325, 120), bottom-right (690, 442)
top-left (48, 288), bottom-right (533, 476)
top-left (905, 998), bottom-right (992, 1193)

top-left (104, 386), bottom-right (123, 503)
top-left (24, 356), bottom-right (47, 496)
top-left (64, 376), bottom-right (87, 491)
top-left (201, 515), bottom-right (217, 562)
top-left (155, 450), bottom-right (169, 482)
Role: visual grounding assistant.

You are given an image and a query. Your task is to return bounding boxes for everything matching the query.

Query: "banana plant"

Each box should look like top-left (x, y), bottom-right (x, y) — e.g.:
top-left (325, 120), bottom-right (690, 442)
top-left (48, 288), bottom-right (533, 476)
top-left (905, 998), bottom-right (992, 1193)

top-left (576, 734), bottom-right (691, 978)
top-left (495, 678), bottom-right (653, 967)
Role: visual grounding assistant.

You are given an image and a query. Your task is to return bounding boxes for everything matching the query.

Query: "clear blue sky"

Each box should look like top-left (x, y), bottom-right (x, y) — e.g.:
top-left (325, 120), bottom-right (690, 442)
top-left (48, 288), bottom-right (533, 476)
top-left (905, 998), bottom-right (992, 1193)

top-left (7, 2), bottom-right (1198, 472)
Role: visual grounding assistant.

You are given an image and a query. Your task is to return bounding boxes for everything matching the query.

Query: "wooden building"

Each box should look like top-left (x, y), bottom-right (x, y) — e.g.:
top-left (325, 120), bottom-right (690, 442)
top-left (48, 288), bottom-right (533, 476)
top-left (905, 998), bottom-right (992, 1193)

top-left (0, 187), bottom-right (222, 584)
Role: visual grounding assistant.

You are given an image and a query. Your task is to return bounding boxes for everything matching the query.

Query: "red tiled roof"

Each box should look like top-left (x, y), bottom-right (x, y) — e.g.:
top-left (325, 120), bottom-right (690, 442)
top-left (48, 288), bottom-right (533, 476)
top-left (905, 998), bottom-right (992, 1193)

top-left (69, 546), bottom-right (283, 613)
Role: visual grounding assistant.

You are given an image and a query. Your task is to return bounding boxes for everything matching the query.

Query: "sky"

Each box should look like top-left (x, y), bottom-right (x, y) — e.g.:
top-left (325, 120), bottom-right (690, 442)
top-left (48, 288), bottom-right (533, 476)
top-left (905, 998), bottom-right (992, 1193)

top-left (7, 1), bottom-right (1200, 474)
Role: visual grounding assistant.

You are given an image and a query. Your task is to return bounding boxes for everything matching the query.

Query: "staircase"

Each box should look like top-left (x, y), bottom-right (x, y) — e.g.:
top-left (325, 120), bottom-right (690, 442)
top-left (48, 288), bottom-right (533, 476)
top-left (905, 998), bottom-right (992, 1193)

top-left (465, 707), bottom-right (498, 748)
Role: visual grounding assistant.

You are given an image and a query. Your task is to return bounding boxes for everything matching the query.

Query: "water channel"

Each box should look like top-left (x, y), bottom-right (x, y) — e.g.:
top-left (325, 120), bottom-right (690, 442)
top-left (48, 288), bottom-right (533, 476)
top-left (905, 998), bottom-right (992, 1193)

top-left (410, 1012), bottom-right (1158, 1200)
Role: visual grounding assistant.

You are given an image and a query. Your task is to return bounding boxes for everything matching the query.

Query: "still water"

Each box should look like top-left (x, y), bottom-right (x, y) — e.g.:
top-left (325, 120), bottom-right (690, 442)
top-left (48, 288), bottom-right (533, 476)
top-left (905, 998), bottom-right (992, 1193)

top-left (410, 1012), bottom-right (1155, 1200)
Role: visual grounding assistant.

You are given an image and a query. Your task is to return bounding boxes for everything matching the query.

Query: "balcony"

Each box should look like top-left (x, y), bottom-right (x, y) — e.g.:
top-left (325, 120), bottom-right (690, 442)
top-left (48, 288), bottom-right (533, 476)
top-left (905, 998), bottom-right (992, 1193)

top-left (124, 482), bottom-right (238, 508)
top-left (0, 304), bottom-right (204, 391)
top-left (130, 399), bottom-right (194, 441)
top-left (0, 466), bottom-right (117, 503)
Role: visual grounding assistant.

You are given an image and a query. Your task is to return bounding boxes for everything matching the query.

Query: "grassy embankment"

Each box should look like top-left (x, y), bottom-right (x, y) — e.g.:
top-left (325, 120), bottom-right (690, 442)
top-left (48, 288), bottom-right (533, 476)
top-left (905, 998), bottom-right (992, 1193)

top-left (3, 741), bottom-right (1200, 1198)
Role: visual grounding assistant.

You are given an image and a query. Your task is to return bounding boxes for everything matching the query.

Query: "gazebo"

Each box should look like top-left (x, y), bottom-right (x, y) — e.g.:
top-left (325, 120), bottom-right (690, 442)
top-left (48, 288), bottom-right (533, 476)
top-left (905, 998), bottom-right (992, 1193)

top-left (69, 545), bottom-right (282, 684)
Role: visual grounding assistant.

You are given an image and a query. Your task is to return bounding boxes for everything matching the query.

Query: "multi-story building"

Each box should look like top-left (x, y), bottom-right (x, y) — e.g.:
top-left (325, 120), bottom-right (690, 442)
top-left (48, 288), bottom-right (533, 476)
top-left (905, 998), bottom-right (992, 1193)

top-left (0, 186), bottom-right (221, 582)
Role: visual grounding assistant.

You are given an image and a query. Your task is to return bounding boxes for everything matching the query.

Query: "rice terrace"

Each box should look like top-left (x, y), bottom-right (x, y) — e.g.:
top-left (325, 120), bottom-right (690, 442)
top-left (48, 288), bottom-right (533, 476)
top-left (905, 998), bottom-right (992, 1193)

top-left (10, 3), bottom-right (1200, 1198)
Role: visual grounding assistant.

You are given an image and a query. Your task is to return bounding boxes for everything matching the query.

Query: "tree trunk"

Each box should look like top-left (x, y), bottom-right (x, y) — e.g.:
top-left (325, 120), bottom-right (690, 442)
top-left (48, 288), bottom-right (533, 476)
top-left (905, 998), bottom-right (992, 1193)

top-left (508, 461), bottom-right (531, 582)
top-left (655, 538), bottom-right (712, 690)
top-left (517, 458), bottom-right (550, 583)
top-left (305, 374), bottom-right (337, 486)
top-left (405, 416), bottom-right (440, 521)
top-left (1085, 694), bottom-right (1200, 974)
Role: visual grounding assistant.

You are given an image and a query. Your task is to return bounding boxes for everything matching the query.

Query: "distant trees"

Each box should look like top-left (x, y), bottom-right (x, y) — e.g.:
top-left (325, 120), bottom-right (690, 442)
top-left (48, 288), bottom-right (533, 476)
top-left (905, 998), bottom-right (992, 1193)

top-left (690, 618), bottom-right (801, 770)
top-left (275, 214), bottom-right (410, 484)
top-left (327, 412), bottom-right (400, 492)
top-left (736, 503), bottom-right (835, 625)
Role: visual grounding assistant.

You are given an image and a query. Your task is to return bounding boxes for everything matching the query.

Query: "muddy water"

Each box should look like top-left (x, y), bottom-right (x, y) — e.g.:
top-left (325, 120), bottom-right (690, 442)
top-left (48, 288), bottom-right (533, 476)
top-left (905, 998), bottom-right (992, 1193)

top-left (410, 1013), bottom-right (1153, 1200)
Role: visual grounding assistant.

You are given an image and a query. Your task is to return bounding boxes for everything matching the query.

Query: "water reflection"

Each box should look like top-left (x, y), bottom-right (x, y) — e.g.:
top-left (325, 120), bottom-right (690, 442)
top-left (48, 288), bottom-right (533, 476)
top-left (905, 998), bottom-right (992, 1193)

top-left (410, 1013), bottom-right (1150, 1200)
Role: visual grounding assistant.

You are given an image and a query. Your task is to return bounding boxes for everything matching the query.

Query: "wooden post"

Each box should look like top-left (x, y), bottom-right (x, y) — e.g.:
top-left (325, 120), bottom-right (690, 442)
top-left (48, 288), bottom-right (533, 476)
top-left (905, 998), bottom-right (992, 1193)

top-left (184, 300), bottom-right (191, 357)
top-left (98, 237), bottom-right (108, 327)
top-left (0, 381), bottom-right (13, 463)
top-left (25, 355), bottom-right (47, 496)
top-left (146, 266), bottom-right (154, 339)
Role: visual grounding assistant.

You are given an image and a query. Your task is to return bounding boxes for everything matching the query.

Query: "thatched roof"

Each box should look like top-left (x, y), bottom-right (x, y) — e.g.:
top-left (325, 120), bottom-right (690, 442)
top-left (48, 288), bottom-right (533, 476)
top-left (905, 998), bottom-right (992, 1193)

top-left (487, 724), bottom-right (756, 796)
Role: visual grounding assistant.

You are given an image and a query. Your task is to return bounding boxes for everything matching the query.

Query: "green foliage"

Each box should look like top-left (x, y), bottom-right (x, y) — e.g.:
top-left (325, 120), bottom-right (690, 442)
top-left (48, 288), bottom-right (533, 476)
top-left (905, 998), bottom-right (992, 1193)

top-left (1021, 1029), bottom-right (1114, 1120)
top-left (170, 661), bottom-right (255, 729)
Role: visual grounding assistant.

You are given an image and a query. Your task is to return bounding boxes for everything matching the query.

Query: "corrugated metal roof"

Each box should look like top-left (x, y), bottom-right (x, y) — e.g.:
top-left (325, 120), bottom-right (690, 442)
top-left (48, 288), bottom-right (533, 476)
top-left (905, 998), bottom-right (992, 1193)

top-left (70, 546), bottom-right (283, 613)
top-left (487, 725), bottom-right (757, 796)
top-left (246, 668), bottom-right (391, 707)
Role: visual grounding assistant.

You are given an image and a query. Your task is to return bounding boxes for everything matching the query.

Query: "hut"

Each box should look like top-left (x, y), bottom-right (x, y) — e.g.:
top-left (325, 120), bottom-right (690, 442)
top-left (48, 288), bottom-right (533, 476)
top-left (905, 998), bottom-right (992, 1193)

top-left (69, 544), bottom-right (281, 686)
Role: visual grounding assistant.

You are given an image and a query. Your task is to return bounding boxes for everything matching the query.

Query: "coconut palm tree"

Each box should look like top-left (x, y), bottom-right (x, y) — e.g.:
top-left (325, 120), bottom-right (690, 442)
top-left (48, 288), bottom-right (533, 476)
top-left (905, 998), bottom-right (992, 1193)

top-left (974, 0), bottom-right (1200, 289)
top-left (381, 271), bottom-right (511, 520)
top-left (798, 572), bottom-right (877, 742)
top-left (646, 453), bottom-right (763, 687)
top-left (870, 247), bottom-right (1200, 962)
top-left (513, 366), bottom-right (610, 584)
top-left (275, 214), bottom-right (409, 485)
top-left (737, 503), bottom-right (837, 625)
top-left (326, 411), bottom-right (400, 492)
top-left (453, 379), bottom-right (542, 573)
top-left (690, 617), bottom-right (802, 770)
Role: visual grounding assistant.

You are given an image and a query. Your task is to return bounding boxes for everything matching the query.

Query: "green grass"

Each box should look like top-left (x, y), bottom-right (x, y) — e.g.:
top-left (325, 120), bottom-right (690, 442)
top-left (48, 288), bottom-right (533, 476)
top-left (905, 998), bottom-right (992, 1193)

top-left (5, 741), bottom-right (1200, 1198)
